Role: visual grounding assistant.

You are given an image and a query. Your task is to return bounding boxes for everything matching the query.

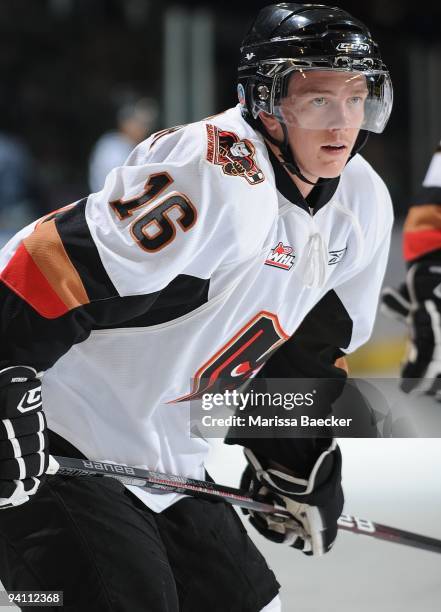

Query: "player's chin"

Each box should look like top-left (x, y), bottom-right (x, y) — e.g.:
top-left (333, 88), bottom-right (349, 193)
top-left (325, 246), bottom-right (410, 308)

top-left (319, 167), bottom-right (345, 179)
top-left (316, 156), bottom-right (351, 178)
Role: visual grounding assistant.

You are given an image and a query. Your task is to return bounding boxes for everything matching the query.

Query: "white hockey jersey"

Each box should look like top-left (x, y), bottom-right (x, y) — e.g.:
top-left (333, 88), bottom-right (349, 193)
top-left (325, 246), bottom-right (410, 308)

top-left (0, 105), bottom-right (393, 511)
top-left (422, 141), bottom-right (441, 191)
top-left (414, 140), bottom-right (441, 206)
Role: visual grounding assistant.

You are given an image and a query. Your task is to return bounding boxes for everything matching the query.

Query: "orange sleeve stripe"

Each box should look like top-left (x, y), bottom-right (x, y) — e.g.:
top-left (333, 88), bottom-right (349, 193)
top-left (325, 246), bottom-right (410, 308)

top-left (0, 219), bottom-right (90, 318)
top-left (403, 229), bottom-right (441, 262)
top-left (22, 219), bottom-right (89, 311)
top-left (403, 204), bottom-right (441, 232)
top-left (0, 242), bottom-right (70, 318)
top-left (335, 356), bottom-right (349, 374)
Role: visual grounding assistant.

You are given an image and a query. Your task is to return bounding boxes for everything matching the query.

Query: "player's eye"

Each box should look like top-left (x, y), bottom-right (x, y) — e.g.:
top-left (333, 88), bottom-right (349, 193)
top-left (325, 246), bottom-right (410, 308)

top-left (348, 96), bottom-right (363, 105)
top-left (311, 97), bottom-right (327, 107)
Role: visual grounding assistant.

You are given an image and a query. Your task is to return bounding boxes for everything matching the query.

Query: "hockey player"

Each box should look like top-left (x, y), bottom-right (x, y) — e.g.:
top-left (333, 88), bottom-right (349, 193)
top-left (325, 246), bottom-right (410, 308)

top-left (0, 4), bottom-right (393, 611)
top-left (382, 142), bottom-right (441, 394)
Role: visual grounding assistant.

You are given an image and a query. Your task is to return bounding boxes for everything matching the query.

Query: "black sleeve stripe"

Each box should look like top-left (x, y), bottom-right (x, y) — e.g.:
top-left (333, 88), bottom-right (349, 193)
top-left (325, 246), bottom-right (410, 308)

top-left (90, 275), bottom-right (209, 329)
top-left (55, 198), bottom-right (118, 301)
top-left (0, 282), bottom-right (93, 371)
top-left (257, 289), bottom-right (352, 379)
top-left (411, 186), bottom-right (441, 207)
top-left (0, 274), bottom-right (209, 371)
top-left (291, 289), bottom-right (353, 350)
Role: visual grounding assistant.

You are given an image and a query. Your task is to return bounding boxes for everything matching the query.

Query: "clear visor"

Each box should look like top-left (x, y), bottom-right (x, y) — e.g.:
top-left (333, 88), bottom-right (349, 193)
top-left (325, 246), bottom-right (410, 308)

top-left (273, 69), bottom-right (393, 134)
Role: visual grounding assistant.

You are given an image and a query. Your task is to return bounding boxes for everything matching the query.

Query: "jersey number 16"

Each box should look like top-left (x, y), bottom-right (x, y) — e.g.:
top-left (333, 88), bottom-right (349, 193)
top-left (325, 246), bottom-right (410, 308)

top-left (110, 172), bottom-right (197, 252)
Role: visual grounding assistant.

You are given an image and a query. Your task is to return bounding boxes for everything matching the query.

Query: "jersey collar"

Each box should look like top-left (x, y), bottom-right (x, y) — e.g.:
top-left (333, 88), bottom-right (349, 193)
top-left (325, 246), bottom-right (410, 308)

top-left (266, 144), bottom-right (340, 214)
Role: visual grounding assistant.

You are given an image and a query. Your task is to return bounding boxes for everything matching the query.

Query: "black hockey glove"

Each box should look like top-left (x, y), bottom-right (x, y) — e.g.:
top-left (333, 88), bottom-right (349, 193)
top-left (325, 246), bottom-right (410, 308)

top-left (389, 262), bottom-right (441, 395)
top-left (240, 440), bottom-right (343, 556)
top-left (0, 366), bottom-right (49, 509)
top-left (381, 282), bottom-right (410, 323)
top-left (400, 262), bottom-right (441, 395)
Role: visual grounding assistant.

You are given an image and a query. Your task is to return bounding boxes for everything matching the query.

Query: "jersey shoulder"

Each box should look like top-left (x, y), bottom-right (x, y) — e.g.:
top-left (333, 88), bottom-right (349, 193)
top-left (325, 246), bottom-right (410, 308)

top-left (198, 106), bottom-right (277, 248)
top-left (130, 106), bottom-right (274, 201)
top-left (202, 106), bottom-right (274, 192)
top-left (129, 120), bottom-right (206, 167)
top-left (84, 110), bottom-right (277, 296)
top-left (340, 153), bottom-right (393, 227)
top-left (342, 153), bottom-right (390, 198)
top-left (415, 143), bottom-right (441, 206)
top-left (123, 106), bottom-right (277, 250)
top-left (422, 142), bottom-right (441, 188)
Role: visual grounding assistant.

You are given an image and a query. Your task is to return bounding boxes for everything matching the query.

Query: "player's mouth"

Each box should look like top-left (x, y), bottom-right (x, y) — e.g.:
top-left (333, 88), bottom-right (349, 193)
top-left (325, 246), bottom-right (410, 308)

top-left (320, 143), bottom-right (348, 155)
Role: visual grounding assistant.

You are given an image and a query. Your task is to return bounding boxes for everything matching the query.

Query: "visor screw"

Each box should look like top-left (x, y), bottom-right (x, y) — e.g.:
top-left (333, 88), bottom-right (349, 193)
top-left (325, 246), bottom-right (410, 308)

top-left (335, 56), bottom-right (351, 68)
top-left (257, 84), bottom-right (270, 101)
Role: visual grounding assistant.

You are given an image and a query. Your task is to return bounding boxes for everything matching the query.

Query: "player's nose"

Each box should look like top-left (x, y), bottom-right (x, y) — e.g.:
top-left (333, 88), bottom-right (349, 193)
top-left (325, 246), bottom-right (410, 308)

top-left (325, 101), bottom-right (352, 130)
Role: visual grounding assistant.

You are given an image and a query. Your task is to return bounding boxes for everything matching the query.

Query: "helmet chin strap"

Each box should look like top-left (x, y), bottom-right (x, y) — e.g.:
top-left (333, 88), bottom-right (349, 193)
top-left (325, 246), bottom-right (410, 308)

top-left (278, 122), bottom-right (326, 186)
top-left (258, 116), bottom-right (369, 187)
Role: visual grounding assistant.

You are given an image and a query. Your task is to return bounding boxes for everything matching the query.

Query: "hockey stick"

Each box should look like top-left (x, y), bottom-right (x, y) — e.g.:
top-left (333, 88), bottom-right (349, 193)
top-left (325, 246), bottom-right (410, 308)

top-left (47, 455), bottom-right (291, 518)
top-left (336, 514), bottom-right (441, 555)
top-left (47, 456), bottom-right (441, 554)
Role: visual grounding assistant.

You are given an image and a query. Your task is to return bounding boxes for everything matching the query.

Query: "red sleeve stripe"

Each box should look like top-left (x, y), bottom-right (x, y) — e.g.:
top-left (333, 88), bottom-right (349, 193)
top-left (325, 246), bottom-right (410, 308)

top-left (403, 229), bottom-right (441, 262)
top-left (0, 243), bottom-right (69, 318)
top-left (0, 219), bottom-right (90, 318)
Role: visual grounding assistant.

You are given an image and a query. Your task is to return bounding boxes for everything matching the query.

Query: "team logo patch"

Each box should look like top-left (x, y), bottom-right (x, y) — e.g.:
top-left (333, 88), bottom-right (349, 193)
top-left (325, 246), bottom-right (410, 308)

top-left (206, 124), bottom-right (264, 185)
top-left (265, 242), bottom-right (295, 271)
top-left (328, 248), bottom-right (346, 265)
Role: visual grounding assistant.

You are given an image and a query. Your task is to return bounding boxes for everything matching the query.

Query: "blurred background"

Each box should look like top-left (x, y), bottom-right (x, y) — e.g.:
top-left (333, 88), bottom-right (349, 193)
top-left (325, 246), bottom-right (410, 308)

top-left (1, 0), bottom-right (440, 227)
top-left (0, 1), bottom-right (440, 610)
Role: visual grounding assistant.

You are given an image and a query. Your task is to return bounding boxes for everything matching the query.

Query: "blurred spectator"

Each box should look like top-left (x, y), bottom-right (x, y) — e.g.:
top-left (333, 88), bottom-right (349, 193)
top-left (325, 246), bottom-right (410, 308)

top-left (0, 133), bottom-right (41, 244)
top-left (88, 97), bottom-right (158, 192)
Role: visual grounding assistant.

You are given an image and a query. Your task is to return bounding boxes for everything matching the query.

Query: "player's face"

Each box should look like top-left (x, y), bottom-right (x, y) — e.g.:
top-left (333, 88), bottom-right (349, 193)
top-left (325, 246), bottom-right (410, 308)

top-left (280, 70), bottom-right (368, 181)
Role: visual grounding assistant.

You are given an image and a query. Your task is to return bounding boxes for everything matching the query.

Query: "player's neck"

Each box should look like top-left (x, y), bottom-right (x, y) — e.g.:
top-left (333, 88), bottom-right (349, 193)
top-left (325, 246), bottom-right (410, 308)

top-left (265, 139), bottom-right (315, 199)
top-left (290, 169), bottom-right (315, 199)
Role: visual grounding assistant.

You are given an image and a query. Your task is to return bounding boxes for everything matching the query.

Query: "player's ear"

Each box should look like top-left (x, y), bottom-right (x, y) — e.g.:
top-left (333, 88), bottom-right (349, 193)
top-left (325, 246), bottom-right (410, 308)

top-left (259, 112), bottom-right (283, 140)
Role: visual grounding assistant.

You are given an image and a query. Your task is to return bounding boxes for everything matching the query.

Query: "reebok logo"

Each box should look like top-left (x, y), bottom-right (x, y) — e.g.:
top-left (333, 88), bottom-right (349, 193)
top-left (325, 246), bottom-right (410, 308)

top-left (265, 242), bottom-right (295, 271)
top-left (17, 388), bottom-right (42, 413)
top-left (328, 248), bottom-right (346, 266)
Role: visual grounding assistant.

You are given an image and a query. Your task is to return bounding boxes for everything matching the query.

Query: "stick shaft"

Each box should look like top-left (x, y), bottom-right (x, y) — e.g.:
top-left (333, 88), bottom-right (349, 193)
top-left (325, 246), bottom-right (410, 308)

top-left (48, 456), bottom-right (441, 554)
top-left (337, 514), bottom-right (441, 554)
top-left (48, 455), bottom-right (290, 517)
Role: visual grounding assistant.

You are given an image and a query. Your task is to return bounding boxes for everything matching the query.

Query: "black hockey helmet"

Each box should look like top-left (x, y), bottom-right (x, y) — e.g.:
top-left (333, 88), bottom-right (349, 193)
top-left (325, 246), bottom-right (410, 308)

top-left (237, 4), bottom-right (392, 183)
top-left (238, 3), bottom-right (392, 133)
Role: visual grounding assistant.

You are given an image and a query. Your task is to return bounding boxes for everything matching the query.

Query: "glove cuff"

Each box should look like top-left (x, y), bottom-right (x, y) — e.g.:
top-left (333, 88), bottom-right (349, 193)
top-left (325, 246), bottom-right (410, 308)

top-left (0, 366), bottom-right (39, 388)
top-left (244, 439), bottom-right (338, 498)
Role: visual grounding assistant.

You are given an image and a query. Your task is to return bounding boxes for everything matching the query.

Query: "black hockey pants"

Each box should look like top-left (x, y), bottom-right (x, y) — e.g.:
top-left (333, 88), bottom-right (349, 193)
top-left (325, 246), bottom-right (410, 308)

top-left (0, 475), bottom-right (279, 611)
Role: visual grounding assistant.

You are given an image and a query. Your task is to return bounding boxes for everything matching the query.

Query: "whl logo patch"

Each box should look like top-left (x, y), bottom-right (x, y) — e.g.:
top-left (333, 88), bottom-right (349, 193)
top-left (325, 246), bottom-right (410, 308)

top-left (265, 242), bottom-right (295, 271)
top-left (17, 388), bottom-right (42, 413)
